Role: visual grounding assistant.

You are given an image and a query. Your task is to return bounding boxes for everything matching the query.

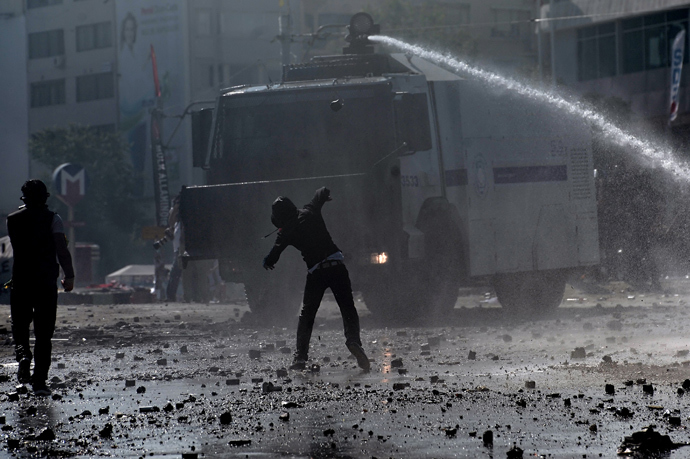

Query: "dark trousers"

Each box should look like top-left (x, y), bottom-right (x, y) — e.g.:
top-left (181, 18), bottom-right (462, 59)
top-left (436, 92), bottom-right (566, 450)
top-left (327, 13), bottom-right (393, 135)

top-left (10, 284), bottom-right (57, 382)
top-left (296, 264), bottom-right (361, 360)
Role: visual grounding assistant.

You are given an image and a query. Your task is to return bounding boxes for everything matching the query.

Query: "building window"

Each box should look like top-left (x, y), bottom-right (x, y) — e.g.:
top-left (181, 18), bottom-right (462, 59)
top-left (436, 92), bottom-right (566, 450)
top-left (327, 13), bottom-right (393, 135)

top-left (28, 29), bottom-right (64, 59)
top-left (27, 0), bottom-right (62, 8)
top-left (491, 8), bottom-right (530, 38)
top-left (76, 22), bottom-right (112, 52)
top-left (76, 72), bottom-right (114, 102)
top-left (577, 22), bottom-right (616, 81)
top-left (622, 8), bottom-right (689, 74)
top-left (30, 79), bottom-right (66, 107)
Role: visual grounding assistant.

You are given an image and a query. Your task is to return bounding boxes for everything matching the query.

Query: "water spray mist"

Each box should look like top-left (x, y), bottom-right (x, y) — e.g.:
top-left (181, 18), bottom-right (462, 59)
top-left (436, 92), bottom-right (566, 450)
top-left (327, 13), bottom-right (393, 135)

top-left (370, 35), bottom-right (690, 182)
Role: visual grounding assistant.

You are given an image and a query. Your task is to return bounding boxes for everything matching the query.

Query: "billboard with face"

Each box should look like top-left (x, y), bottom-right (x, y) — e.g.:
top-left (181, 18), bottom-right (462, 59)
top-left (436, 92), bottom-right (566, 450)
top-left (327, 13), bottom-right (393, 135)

top-left (116, 0), bottom-right (189, 197)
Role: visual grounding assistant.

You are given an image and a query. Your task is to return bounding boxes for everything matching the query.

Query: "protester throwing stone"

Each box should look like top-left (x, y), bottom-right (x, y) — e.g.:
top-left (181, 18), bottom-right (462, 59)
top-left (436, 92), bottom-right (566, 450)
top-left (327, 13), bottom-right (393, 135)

top-left (263, 187), bottom-right (370, 371)
top-left (6, 180), bottom-right (74, 396)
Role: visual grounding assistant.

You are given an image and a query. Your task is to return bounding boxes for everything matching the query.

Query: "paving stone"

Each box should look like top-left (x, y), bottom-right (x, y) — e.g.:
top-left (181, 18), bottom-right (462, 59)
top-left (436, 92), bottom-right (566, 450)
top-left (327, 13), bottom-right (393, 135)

top-left (220, 411), bottom-right (232, 425)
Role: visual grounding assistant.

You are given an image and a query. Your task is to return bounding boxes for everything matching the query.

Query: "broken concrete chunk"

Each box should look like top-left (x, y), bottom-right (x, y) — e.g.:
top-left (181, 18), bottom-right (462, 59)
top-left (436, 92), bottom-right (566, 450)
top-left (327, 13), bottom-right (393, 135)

top-left (248, 350), bottom-right (261, 359)
top-left (276, 368), bottom-right (288, 378)
top-left (262, 382), bottom-right (283, 394)
top-left (226, 379), bottom-right (240, 386)
top-left (156, 358), bottom-right (167, 366)
top-left (180, 345), bottom-right (188, 354)
top-left (125, 380), bottom-right (136, 387)
top-left (279, 412), bottom-right (289, 421)
top-left (468, 351), bottom-right (476, 360)
top-left (36, 427), bottom-right (55, 441)
top-left (391, 358), bottom-right (403, 368)
top-left (507, 445), bottom-right (524, 458)
top-left (99, 423), bottom-right (113, 438)
top-left (571, 347), bottom-right (586, 359)
top-left (482, 430), bottom-right (493, 446)
top-left (393, 383), bottom-right (409, 391)
top-left (139, 406), bottom-right (160, 413)
top-left (643, 384), bottom-right (655, 395)
top-left (615, 407), bottom-right (634, 418)
top-left (228, 439), bottom-right (251, 447)
top-left (525, 381), bottom-right (536, 389)
top-left (605, 384), bottom-right (615, 395)
top-left (136, 386), bottom-right (146, 394)
top-left (219, 411), bottom-right (232, 425)
top-left (618, 425), bottom-right (684, 456)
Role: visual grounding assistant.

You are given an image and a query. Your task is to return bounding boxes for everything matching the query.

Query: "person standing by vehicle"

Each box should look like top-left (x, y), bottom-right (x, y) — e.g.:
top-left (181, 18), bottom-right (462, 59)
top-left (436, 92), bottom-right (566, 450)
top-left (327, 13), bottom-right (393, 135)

top-left (263, 187), bottom-right (370, 371)
top-left (7, 180), bottom-right (74, 396)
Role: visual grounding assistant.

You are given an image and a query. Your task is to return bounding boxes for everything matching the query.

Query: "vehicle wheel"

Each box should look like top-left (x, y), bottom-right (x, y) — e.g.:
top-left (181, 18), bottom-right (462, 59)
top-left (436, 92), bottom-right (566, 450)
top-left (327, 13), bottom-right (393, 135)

top-left (417, 213), bottom-right (464, 317)
top-left (493, 270), bottom-right (567, 316)
top-left (244, 272), bottom-right (302, 324)
top-left (359, 268), bottom-right (422, 323)
top-left (361, 213), bottom-right (464, 323)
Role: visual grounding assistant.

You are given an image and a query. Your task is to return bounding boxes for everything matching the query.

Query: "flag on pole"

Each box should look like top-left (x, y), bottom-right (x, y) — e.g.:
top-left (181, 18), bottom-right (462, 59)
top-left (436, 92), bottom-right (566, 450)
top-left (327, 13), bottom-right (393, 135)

top-left (669, 29), bottom-right (685, 123)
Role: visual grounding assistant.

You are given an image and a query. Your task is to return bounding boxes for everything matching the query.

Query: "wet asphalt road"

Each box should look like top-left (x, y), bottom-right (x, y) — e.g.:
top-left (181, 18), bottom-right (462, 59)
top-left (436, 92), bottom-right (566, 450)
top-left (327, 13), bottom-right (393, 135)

top-left (2, 280), bottom-right (690, 457)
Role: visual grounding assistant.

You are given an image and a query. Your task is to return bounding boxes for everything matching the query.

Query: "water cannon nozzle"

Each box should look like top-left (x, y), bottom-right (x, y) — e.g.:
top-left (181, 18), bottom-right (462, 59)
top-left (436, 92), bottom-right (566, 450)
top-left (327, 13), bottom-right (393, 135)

top-left (344, 12), bottom-right (379, 54)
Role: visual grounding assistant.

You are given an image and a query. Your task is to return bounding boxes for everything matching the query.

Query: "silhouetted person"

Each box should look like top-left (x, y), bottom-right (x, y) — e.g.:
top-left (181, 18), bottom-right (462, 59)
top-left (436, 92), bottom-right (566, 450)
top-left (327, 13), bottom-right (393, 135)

top-left (7, 180), bottom-right (74, 396)
top-left (263, 187), bottom-right (370, 371)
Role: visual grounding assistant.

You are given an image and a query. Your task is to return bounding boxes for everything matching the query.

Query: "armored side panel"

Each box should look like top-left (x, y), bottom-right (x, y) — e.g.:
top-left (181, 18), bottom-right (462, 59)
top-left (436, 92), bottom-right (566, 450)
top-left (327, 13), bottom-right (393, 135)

top-left (452, 79), bottom-right (598, 276)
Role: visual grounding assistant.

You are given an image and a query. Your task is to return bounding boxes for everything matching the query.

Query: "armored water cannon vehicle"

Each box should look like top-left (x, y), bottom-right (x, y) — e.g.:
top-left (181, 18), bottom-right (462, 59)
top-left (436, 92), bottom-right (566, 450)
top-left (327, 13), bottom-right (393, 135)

top-left (180, 13), bottom-right (599, 322)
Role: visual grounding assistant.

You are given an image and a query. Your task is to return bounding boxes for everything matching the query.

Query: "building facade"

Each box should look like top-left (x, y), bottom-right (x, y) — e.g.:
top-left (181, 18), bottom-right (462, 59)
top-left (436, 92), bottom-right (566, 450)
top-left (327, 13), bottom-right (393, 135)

top-left (545, 0), bottom-right (690, 141)
top-left (0, 0), bottom-right (28, 220)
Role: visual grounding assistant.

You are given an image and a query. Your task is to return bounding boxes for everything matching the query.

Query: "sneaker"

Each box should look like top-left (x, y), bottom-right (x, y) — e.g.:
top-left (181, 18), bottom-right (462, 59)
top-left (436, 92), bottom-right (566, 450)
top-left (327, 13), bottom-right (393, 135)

top-left (289, 358), bottom-right (306, 371)
top-left (346, 342), bottom-right (371, 371)
top-left (32, 380), bottom-right (51, 397)
top-left (17, 359), bottom-right (30, 384)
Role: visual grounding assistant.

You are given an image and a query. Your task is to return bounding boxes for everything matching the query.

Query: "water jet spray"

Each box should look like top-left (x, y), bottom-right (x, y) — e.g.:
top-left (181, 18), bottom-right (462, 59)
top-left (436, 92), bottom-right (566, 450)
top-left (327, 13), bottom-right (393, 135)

top-left (370, 35), bottom-right (690, 182)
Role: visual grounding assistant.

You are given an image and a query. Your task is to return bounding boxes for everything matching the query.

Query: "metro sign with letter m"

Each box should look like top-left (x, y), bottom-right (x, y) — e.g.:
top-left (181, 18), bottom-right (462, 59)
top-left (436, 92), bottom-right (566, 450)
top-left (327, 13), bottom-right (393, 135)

top-left (52, 163), bottom-right (89, 207)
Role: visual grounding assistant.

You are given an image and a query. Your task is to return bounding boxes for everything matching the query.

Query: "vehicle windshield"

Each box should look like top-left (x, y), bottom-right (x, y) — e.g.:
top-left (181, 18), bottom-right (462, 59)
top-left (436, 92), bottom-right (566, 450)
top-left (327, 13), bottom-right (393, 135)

top-left (210, 82), bottom-right (396, 184)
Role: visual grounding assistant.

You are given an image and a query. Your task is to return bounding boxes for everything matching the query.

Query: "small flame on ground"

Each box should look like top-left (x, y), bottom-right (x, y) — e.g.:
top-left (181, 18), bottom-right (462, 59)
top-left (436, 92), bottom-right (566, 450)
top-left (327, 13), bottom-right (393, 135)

top-left (370, 35), bottom-right (690, 183)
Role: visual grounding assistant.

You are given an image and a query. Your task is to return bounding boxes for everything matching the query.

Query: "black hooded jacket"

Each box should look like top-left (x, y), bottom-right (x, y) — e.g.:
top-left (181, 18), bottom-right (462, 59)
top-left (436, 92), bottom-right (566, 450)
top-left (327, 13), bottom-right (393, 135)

top-left (264, 187), bottom-right (340, 270)
top-left (7, 205), bottom-right (59, 285)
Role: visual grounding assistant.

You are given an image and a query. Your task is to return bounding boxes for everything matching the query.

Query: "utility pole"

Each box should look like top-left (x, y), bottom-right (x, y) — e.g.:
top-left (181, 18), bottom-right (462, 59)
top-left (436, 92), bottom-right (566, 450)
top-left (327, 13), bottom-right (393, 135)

top-left (549, 0), bottom-right (556, 86)
top-left (536, 0), bottom-right (543, 81)
top-left (279, 1), bottom-right (292, 66)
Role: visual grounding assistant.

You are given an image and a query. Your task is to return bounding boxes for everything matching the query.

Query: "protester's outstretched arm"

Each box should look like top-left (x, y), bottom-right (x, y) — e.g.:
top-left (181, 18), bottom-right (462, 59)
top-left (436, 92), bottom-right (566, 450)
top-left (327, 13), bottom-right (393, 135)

top-left (54, 233), bottom-right (74, 291)
top-left (306, 187), bottom-right (331, 213)
top-left (263, 232), bottom-right (289, 270)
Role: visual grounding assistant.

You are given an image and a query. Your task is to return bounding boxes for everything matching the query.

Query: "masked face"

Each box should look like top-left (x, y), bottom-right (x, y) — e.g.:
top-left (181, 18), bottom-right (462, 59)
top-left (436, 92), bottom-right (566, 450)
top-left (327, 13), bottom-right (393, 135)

top-left (271, 197), bottom-right (297, 228)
